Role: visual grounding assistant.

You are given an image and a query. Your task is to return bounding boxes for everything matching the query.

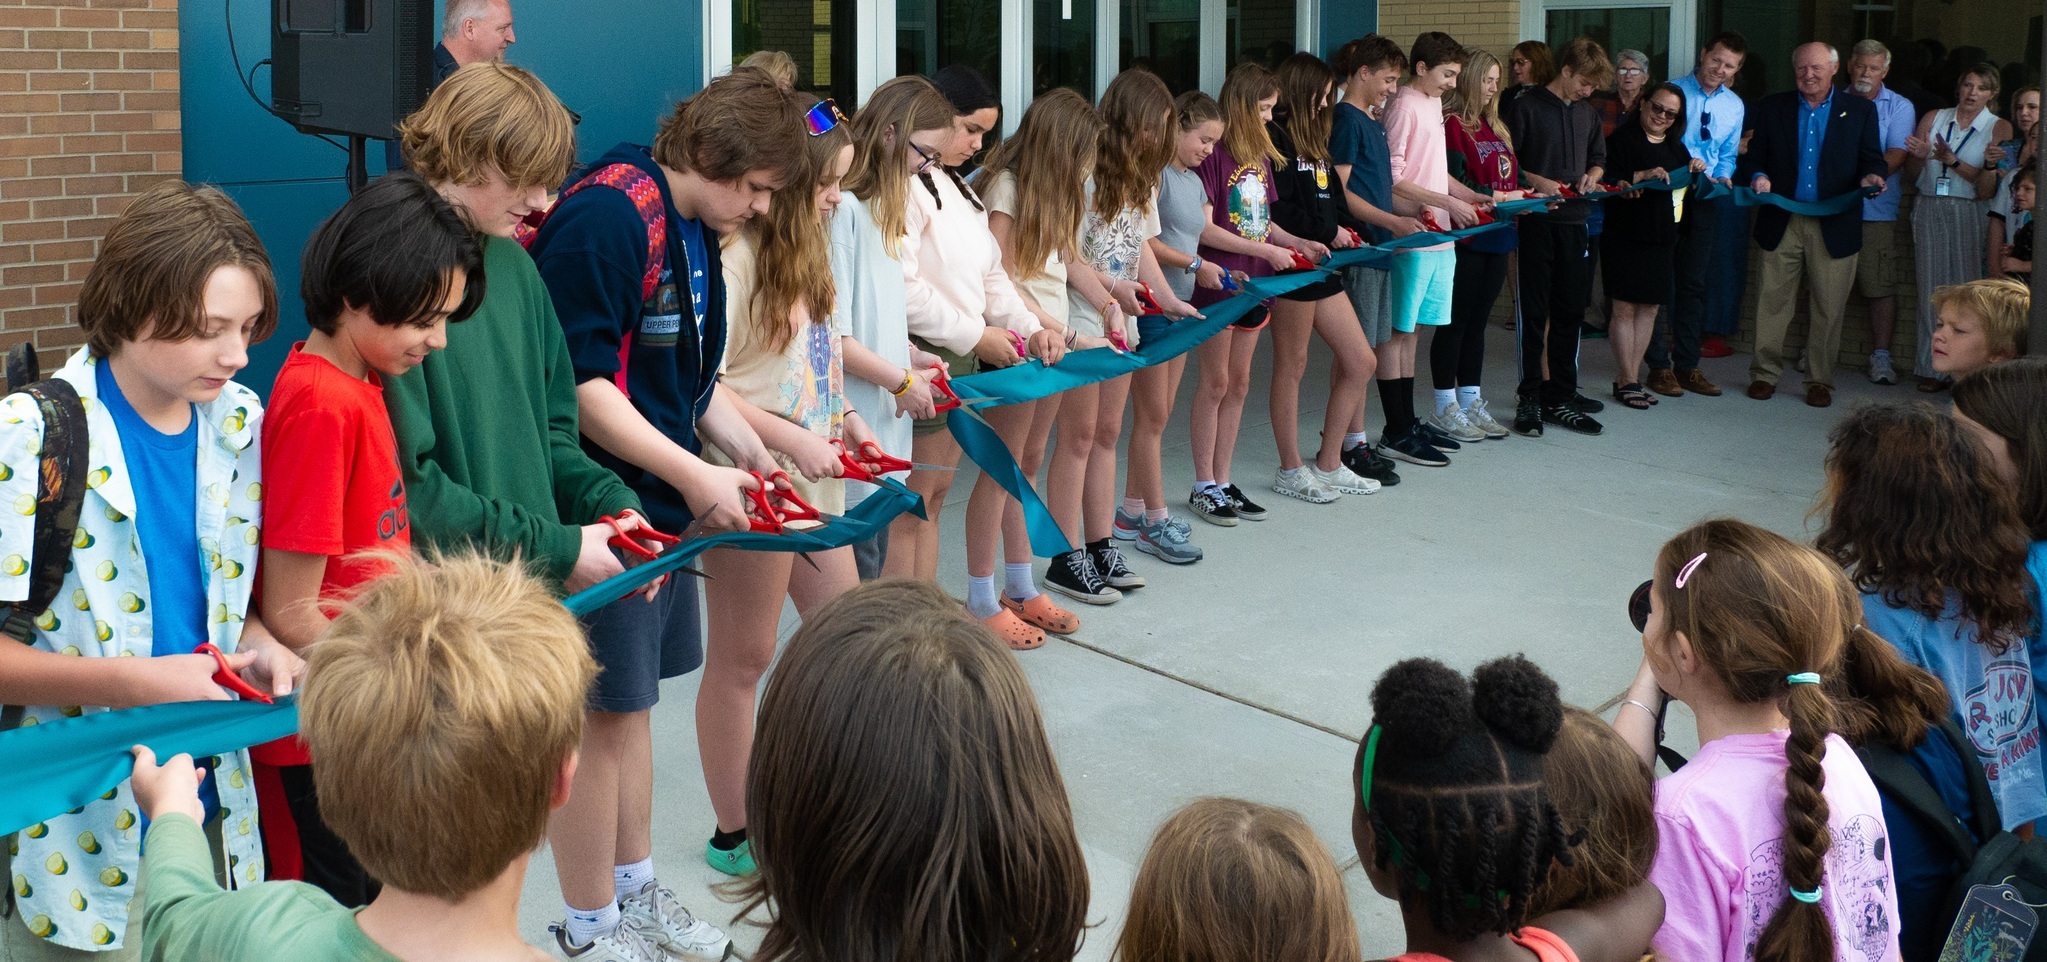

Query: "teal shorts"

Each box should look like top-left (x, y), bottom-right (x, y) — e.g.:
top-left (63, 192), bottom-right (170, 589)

top-left (1390, 248), bottom-right (1456, 333)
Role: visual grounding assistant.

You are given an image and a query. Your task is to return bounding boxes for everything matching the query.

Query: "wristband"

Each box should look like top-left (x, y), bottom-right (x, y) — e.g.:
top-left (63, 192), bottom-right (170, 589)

top-left (890, 370), bottom-right (914, 396)
top-left (1185, 255), bottom-right (1202, 275)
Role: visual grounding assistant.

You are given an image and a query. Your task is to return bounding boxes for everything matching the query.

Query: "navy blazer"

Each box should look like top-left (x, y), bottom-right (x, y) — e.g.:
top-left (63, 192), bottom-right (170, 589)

top-left (1738, 88), bottom-right (1885, 258)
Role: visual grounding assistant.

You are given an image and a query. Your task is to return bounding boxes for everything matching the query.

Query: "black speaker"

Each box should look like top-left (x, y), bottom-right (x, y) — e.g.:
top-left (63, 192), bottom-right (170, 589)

top-left (271, 0), bottom-right (435, 139)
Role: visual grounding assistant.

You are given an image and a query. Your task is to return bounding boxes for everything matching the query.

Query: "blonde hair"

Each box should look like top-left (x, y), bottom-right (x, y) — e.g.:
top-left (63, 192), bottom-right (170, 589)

top-left (1445, 49), bottom-right (1513, 147)
top-left (398, 61), bottom-right (576, 191)
top-left (1933, 277), bottom-right (2031, 360)
top-left (299, 552), bottom-right (596, 900)
top-left (1219, 62), bottom-right (1283, 167)
top-left (1528, 707), bottom-right (1656, 916)
top-left (843, 76), bottom-right (959, 259)
top-left (740, 94), bottom-right (849, 353)
top-left (1113, 798), bottom-right (1358, 962)
top-left (78, 180), bottom-right (279, 357)
top-left (982, 88), bottom-right (1101, 283)
top-left (738, 49), bottom-right (798, 89)
top-left (1094, 69), bottom-right (1176, 220)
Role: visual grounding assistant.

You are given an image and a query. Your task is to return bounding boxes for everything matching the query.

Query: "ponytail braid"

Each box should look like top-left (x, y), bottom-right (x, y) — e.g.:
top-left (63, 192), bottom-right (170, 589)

top-left (1754, 679), bottom-right (1837, 962)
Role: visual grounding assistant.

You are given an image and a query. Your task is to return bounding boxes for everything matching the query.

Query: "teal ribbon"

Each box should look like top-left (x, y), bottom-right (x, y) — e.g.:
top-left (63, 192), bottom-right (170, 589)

top-left (0, 477), bottom-right (926, 838)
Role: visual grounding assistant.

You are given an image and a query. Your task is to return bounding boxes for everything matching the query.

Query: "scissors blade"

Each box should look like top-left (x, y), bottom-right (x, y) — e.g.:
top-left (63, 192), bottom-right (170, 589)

top-left (909, 462), bottom-right (955, 472)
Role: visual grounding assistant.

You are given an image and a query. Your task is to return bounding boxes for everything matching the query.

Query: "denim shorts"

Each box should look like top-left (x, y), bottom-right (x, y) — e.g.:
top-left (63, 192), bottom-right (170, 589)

top-left (578, 576), bottom-right (703, 713)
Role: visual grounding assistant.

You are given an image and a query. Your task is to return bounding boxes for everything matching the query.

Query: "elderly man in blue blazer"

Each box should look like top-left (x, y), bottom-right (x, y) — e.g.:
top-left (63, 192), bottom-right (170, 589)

top-left (1739, 41), bottom-right (1889, 407)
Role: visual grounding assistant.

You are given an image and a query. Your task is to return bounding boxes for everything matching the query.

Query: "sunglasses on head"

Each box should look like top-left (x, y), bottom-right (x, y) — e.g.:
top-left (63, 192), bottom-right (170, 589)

top-left (805, 99), bottom-right (848, 136)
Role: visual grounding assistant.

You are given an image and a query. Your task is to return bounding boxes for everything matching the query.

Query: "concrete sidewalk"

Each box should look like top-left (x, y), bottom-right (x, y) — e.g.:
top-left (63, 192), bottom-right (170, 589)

top-left (516, 324), bottom-right (1893, 958)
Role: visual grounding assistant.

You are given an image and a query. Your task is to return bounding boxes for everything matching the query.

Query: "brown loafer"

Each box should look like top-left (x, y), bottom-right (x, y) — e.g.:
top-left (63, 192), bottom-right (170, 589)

top-left (1917, 376), bottom-right (1949, 393)
top-left (1806, 384), bottom-right (1833, 408)
top-left (1647, 369), bottom-right (1684, 397)
top-left (1747, 380), bottom-right (1776, 400)
top-left (1680, 369), bottom-right (1723, 396)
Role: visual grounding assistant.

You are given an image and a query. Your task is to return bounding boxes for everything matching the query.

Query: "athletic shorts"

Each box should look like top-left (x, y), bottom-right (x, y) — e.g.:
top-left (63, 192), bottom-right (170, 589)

top-left (579, 575), bottom-right (702, 713)
top-left (1390, 248), bottom-right (1456, 333)
top-left (1345, 265), bottom-right (1394, 347)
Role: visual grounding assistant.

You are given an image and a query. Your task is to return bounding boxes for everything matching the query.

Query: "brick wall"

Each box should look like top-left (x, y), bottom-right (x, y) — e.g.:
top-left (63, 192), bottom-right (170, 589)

top-left (0, 0), bottom-right (180, 371)
top-left (1375, 0), bottom-right (1522, 63)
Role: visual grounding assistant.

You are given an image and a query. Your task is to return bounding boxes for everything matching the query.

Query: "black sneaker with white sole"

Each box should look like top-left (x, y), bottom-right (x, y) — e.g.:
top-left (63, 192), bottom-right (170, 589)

top-left (1381, 425), bottom-right (1450, 466)
top-left (1221, 484), bottom-right (1269, 521)
top-left (1416, 421), bottom-right (1463, 451)
top-left (1512, 396), bottom-right (1543, 437)
top-left (1341, 444), bottom-right (1402, 486)
top-left (1188, 486), bottom-right (1239, 526)
top-left (1567, 391), bottom-right (1605, 414)
top-left (1045, 549), bottom-right (1121, 604)
top-left (1090, 541), bottom-right (1146, 589)
top-left (1541, 401), bottom-right (1604, 435)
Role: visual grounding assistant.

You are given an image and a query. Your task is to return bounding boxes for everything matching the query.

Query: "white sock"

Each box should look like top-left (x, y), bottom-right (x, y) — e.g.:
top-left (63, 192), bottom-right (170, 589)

top-left (1433, 389), bottom-right (1457, 415)
top-left (1004, 563), bottom-right (1040, 601)
top-left (966, 574), bottom-right (1000, 619)
top-left (1458, 386), bottom-right (1481, 409)
top-left (1280, 465), bottom-right (1307, 477)
top-left (1343, 431), bottom-right (1371, 450)
top-left (613, 858), bottom-right (653, 902)
top-left (1193, 479), bottom-right (1215, 494)
top-left (565, 902), bottom-right (622, 947)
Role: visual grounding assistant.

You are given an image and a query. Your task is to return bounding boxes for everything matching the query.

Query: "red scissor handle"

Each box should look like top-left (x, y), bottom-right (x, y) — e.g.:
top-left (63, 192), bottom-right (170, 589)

top-left (197, 642), bottom-right (272, 704)
top-left (600, 511), bottom-right (680, 561)
top-left (1288, 250), bottom-right (1318, 271)
top-left (1341, 227), bottom-right (1364, 247)
top-left (1552, 184), bottom-right (1581, 198)
top-left (831, 438), bottom-right (911, 483)
top-left (1005, 329), bottom-right (1027, 358)
top-left (1421, 210), bottom-right (1446, 232)
top-left (929, 367), bottom-right (964, 413)
top-left (1473, 207), bottom-right (1496, 225)
top-left (1133, 283), bottom-right (1164, 316)
top-left (743, 471), bottom-right (826, 533)
top-left (1107, 329), bottom-right (1130, 352)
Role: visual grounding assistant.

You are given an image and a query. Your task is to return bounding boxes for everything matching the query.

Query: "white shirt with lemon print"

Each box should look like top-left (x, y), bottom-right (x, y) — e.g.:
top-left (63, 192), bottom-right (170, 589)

top-left (0, 348), bottom-right (266, 952)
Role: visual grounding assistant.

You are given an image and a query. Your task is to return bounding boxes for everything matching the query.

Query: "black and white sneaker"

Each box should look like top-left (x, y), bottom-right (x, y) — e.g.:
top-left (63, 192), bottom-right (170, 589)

top-left (1416, 421), bottom-right (1464, 451)
top-left (1567, 391), bottom-right (1606, 414)
top-left (1045, 549), bottom-right (1122, 604)
top-left (1222, 484), bottom-right (1269, 522)
top-left (1541, 401), bottom-right (1604, 435)
top-left (1341, 444), bottom-right (1402, 486)
top-left (1511, 395), bottom-right (1544, 438)
top-left (1188, 486), bottom-right (1239, 526)
top-left (1090, 542), bottom-right (1147, 590)
top-left (1381, 425), bottom-right (1450, 466)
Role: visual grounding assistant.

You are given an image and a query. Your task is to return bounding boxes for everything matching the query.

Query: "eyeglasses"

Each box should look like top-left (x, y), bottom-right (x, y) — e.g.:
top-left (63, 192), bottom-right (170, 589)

top-left (804, 98), bottom-right (848, 137)
top-left (909, 140), bottom-right (941, 173)
top-left (1618, 67), bottom-right (1647, 76)
top-left (1645, 101), bottom-right (1679, 118)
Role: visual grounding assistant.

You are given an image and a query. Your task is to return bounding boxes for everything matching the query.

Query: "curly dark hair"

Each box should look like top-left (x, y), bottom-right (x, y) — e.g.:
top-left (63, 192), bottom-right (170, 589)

top-left (1816, 403), bottom-right (2037, 653)
top-left (1356, 655), bottom-right (1579, 941)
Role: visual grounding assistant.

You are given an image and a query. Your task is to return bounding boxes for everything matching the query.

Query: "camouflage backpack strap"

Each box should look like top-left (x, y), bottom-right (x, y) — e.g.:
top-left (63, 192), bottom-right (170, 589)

top-left (0, 375), bottom-right (87, 645)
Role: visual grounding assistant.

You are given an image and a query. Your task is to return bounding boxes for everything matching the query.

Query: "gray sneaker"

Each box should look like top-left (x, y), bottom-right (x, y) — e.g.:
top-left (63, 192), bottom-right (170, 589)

top-left (1272, 468), bottom-right (1339, 504)
top-left (1111, 503), bottom-right (1142, 541)
top-left (1869, 350), bottom-right (1898, 385)
top-left (551, 920), bottom-right (665, 962)
top-left (1134, 513), bottom-right (1203, 564)
top-left (619, 881), bottom-right (734, 961)
top-left (1425, 404), bottom-right (1488, 443)
top-left (1462, 402), bottom-right (1510, 439)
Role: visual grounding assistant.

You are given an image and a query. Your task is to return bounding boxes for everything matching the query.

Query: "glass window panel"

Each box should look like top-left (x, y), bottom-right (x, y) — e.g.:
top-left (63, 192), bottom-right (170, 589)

top-left (1036, 0), bottom-right (1096, 96)
top-left (897, 0), bottom-right (1003, 88)
top-left (1545, 7), bottom-right (1671, 84)
top-left (1121, 0), bottom-right (1201, 95)
top-left (733, 0), bottom-right (858, 100)
top-left (1226, 0), bottom-right (1296, 72)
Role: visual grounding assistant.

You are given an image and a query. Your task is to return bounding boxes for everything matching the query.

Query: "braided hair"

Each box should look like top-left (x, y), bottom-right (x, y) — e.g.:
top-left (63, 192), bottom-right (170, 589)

top-left (1357, 655), bottom-right (1579, 941)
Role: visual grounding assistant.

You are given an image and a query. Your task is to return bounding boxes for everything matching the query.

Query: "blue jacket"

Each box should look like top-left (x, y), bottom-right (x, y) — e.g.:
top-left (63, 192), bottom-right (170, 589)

top-left (1739, 88), bottom-right (1885, 258)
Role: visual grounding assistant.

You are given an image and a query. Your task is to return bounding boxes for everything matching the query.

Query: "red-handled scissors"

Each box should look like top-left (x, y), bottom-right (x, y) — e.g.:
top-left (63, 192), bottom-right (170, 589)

top-left (1421, 210), bottom-right (1446, 232)
top-left (743, 471), bottom-right (825, 533)
top-left (600, 511), bottom-right (680, 561)
top-left (1340, 227), bottom-right (1364, 247)
top-left (1133, 283), bottom-right (1165, 316)
top-left (1288, 250), bottom-right (1318, 271)
top-left (196, 642), bottom-right (273, 704)
top-left (831, 438), bottom-right (910, 483)
top-left (1107, 329), bottom-right (1130, 352)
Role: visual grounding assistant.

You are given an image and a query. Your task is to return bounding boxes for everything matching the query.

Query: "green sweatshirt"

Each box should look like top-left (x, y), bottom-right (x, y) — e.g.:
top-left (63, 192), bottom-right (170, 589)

top-left (141, 814), bottom-right (401, 962)
top-left (384, 236), bottom-right (639, 583)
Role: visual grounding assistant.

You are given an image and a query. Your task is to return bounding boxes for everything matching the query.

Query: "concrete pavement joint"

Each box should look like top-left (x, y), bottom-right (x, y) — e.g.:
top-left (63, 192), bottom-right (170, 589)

top-left (1054, 632), bottom-right (1361, 745)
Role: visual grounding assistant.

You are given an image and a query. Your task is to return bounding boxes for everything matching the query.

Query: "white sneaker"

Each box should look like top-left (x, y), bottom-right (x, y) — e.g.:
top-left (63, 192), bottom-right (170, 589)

top-left (552, 920), bottom-right (665, 962)
top-left (1426, 405), bottom-right (1488, 443)
top-left (1311, 463), bottom-right (1380, 495)
top-left (620, 881), bottom-right (734, 961)
top-left (1462, 401), bottom-right (1510, 439)
top-left (1271, 468), bottom-right (1339, 504)
top-left (1869, 350), bottom-right (1897, 385)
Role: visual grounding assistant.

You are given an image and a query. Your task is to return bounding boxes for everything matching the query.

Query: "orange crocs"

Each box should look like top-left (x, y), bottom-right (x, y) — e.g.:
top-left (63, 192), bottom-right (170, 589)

top-left (1001, 593), bottom-right (1080, 635)
top-left (981, 608), bottom-right (1047, 650)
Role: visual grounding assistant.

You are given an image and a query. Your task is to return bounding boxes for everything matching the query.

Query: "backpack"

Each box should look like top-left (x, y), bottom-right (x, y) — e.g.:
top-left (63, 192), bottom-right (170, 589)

top-left (0, 343), bottom-right (88, 646)
top-left (515, 163), bottom-right (668, 395)
top-left (1857, 718), bottom-right (2047, 961)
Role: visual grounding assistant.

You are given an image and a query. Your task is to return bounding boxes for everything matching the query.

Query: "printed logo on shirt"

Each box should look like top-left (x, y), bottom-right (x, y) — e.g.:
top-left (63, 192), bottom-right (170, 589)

top-left (1965, 658), bottom-right (2042, 781)
top-left (377, 477), bottom-right (408, 542)
top-left (1226, 164), bottom-right (1273, 242)
top-left (639, 270), bottom-right (683, 347)
top-left (1738, 814), bottom-right (1894, 961)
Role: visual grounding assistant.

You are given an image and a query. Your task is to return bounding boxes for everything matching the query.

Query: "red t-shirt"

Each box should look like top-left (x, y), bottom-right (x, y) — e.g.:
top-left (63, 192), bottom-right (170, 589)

top-left (251, 345), bottom-right (410, 766)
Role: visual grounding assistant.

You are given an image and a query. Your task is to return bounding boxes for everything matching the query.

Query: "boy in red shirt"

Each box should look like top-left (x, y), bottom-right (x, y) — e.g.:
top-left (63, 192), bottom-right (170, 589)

top-left (252, 171), bottom-right (485, 904)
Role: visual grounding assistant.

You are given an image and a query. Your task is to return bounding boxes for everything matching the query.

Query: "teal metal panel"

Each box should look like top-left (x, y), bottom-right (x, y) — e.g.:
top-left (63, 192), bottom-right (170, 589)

top-left (1320, 0), bottom-right (1375, 56)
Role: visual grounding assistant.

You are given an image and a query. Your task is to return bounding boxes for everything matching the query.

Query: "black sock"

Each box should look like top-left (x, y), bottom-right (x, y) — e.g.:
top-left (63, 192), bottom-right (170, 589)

top-left (1376, 379), bottom-right (1402, 433)
top-left (710, 827), bottom-right (748, 851)
top-left (1087, 538), bottom-right (1112, 554)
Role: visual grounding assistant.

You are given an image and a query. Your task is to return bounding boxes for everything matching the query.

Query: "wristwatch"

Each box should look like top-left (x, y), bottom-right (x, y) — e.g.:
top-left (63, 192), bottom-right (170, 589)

top-left (1184, 255), bottom-right (1202, 276)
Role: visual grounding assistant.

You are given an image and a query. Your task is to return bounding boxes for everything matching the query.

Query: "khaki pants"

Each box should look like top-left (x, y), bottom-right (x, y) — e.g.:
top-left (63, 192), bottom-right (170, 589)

top-left (1750, 214), bottom-right (1859, 388)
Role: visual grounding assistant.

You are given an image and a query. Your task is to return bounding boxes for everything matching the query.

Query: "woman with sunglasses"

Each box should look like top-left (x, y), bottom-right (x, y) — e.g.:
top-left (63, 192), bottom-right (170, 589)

top-left (1600, 81), bottom-right (1703, 410)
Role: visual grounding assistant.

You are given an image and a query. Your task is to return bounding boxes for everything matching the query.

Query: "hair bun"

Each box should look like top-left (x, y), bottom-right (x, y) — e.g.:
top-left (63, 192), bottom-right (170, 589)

top-left (1370, 658), bottom-right (1474, 757)
top-left (1471, 655), bottom-right (1564, 754)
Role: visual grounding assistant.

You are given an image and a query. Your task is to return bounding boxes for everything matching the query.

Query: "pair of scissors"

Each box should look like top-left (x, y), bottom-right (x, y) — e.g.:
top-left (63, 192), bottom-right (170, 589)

top-left (743, 471), bottom-right (824, 534)
top-left (1288, 250), bottom-right (1321, 271)
top-left (600, 511), bottom-right (680, 561)
top-left (196, 642), bottom-right (272, 704)
top-left (830, 439), bottom-right (951, 483)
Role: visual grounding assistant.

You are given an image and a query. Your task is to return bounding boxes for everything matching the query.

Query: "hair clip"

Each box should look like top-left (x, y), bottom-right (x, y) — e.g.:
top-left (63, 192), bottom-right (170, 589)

top-left (1674, 551), bottom-right (1707, 589)
top-left (1786, 672), bottom-right (1822, 686)
top-left (1789, 885), bottom-right (1824, 904)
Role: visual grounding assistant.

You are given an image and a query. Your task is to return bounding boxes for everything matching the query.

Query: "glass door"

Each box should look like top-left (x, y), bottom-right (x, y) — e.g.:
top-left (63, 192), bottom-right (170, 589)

top-left (732, 0), bottom-right (859, 99)
top-left (1121, 0), bottom-right (1201, 94)
top-left (1523, 0), bottom-right (1694, 87)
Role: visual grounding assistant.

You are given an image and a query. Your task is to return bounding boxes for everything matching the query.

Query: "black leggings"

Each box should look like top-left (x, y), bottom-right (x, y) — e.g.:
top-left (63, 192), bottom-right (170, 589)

top-left (1432, 247), bottom-right (1508, 390)
top-left (279, 763), bottom-right (382, 907)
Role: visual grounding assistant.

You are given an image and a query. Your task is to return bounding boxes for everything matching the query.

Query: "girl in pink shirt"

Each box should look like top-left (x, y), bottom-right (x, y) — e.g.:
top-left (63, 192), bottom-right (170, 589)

top-left (1613, 519), bottom-right (1903, 962)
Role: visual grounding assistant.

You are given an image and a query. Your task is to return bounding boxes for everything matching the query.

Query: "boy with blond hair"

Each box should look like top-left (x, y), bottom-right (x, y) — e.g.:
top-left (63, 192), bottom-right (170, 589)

top-left (132, 553), bottom-right (598, 962)
top-left (0, 180), bottom-right (299, 960)
top-left (1930, 276), bottom-right (2031, 378)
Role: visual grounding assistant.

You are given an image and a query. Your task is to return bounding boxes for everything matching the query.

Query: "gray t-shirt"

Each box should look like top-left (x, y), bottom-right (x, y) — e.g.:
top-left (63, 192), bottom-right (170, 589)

top-left (1156, 164), bottom-right (1207, 301)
